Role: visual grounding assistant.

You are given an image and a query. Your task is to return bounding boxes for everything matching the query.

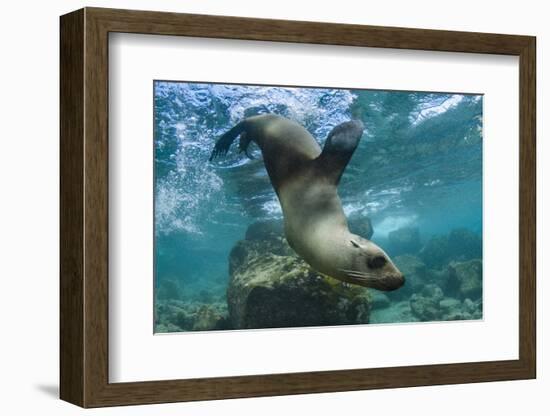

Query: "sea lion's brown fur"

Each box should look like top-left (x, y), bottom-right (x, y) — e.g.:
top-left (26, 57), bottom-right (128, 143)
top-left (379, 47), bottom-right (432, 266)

top-left (211, 114), bottom-right (404, 291)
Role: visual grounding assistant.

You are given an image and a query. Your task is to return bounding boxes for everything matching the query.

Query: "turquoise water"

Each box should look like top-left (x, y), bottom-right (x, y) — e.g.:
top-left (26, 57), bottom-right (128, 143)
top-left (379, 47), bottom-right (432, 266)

top-left (153, 81), bottom-right (483, 332)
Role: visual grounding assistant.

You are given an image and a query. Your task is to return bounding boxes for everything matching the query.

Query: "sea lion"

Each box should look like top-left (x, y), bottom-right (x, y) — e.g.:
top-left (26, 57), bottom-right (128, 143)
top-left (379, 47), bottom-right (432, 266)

top-left (210, 114), bottom-right (404, 291)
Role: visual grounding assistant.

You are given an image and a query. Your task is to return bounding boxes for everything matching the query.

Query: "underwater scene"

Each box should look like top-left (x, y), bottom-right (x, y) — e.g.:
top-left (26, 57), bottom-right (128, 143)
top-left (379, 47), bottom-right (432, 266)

top-left (154, 81), bottom-right (483, 333)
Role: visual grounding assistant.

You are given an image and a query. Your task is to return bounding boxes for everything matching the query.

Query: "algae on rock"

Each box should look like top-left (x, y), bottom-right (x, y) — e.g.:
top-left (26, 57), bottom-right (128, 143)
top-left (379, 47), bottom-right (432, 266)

top-left (227, 230), bottom-right (372, 329)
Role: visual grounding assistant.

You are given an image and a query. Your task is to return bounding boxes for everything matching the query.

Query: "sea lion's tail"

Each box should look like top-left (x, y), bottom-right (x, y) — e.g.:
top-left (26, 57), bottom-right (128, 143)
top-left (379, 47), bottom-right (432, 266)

top-left (209, 121), bottom-right (248, 161)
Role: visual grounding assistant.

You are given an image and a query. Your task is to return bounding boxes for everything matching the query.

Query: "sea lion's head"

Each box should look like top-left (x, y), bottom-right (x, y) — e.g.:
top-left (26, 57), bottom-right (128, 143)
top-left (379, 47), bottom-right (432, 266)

top-left (336, 235), bottom-right (405, 291)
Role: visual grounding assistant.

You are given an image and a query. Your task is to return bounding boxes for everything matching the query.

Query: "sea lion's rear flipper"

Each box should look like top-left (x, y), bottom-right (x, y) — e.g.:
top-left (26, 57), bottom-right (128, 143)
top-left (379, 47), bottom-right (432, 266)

top-left (209, 121), bottom-right (250, 161)
top-left (238, 131), bottom-right (255, 159)
top-left (315, 120), bottom-right (364, 185)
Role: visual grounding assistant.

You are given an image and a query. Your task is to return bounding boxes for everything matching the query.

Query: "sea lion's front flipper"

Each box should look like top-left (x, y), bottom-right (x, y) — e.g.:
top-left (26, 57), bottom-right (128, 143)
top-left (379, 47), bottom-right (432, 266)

top-left (315, 120), bottom-right (364, 185)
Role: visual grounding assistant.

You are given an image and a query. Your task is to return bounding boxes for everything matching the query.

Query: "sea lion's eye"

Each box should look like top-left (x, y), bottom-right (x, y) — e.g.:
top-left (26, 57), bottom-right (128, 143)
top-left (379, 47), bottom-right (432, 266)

top-left (368, 256), bottom-right (387, 269)
top-left (350, 240), bottom-right (361, 248)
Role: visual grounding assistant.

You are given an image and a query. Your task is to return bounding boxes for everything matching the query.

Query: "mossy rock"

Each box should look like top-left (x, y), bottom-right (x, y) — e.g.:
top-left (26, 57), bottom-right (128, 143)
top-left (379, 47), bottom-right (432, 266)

top-left (229, 238), bottom-right (293, 276)
top-left (227, 239), bottom-right (371, 329)
top-left (154, 299), bottom-right (231, 333)
top-left (192, 305), bottom-right (230, 331)
top-left (409, 293), bottom-right (441, 321)
top-left (447, 259), bottom-right (482, 300)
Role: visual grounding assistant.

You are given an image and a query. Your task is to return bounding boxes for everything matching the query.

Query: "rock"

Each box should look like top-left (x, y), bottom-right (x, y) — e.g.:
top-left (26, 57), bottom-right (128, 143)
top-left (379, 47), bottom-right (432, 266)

top-left (421, 284), bottom-right (444, 302)
top-left (155, 299), bottom-right (188, 332)
top-left (462, 298), bottom-right (476, 314)
top-left (419, 235), bottom-right (450, 268)
top-left (154, 299), bottom-right (231, 333)
top-left (409, 293), bottom-right (440, 321)
top-left (370, 300), bottom-right (417, 324)
top-left (439, 297), bottom-right (461, 313)
top-left (394, 255), bottom-right (427, 281)
top-left (389, 255), bottom-right (428, 300)
top-left (155, 322), bottom-right (183, 333)
top-left (388, 226), bottom-right (421, 255)
top-left (425, 267), bottom-right (448, 286)
top-left (192, 305), bottom-right (228, 331)
top-left (439, 296), bottom-right (483, 321)
top-left (408, 283), bottom-right (445, 321)
top-left (227, 238), bottom-right (371, 329)
top-left (156, 279), bottom-right (183, 301)
top-left (444, 312), bottom-right (465, 321)
top-left (370, 291), bottom-right (390, 309)
top-left (175, 310), bottom-right (192, 329)
top-left (420, 228), bottom-right (481, 268)
top-left (348, 216), bottom-right (374, 240)
top-left (229, 238), bottom-right (293, 276)
top-left (448, 228), bottom-right (482, 261)
top-left (406, 287), bottom-right (482, 323)
top-left (447, 259), bottom-right (482, 300)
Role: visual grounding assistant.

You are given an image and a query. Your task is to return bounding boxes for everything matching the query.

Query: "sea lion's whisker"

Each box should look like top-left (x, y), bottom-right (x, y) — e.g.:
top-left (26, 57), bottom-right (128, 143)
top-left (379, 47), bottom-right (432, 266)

top-left (349, 277), bottom-right (378, 284)
top-left (346, 273), bottom-right (382, 282)
top-left (339, 269), bottom-right (380, 281)
top-left (350, 275), bottom-right (376, 281)
top-left (339, 269), bottom-right (376, 277)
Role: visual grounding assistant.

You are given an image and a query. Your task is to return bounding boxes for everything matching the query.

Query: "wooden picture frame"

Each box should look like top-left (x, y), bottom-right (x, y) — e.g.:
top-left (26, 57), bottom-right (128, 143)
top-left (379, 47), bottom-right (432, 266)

top-left (60, 7), bottom-right (536, 408)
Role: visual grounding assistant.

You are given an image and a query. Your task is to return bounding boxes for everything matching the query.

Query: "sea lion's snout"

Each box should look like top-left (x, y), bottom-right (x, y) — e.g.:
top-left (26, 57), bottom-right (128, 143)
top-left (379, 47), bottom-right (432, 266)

top-left (367, 273), bottom-right (405, 292)
top-left (399, 274), bottom-right (406, 287)
top-left (388, 273), bottom-right (406, 291)
top-left (379, 261), bottom-right (405, 291)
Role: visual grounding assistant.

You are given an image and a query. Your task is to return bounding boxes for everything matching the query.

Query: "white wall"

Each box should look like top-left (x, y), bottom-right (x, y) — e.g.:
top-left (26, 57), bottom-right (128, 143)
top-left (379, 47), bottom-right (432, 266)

top-left (0, 0), bottom-right (545, 414)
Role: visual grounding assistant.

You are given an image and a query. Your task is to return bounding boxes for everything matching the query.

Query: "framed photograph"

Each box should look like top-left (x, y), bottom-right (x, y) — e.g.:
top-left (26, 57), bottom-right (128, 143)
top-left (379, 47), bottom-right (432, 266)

top-left (60, 7), bottom-right (536, 408)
